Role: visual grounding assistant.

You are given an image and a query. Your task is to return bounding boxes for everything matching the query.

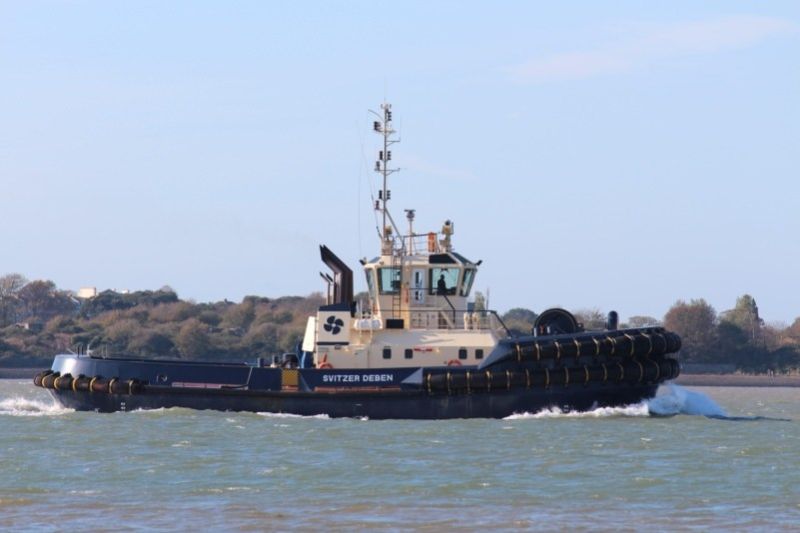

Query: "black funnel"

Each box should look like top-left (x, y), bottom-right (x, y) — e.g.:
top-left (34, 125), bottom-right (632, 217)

top-left (320, 245), bottom-right (353, 306)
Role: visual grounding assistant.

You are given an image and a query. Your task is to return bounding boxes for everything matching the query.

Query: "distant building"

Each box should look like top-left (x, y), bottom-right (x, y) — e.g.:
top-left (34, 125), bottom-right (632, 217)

top-left (77, 287), bottom-right (98, 299)
top-left (15, 321), bottom-right (43, 333)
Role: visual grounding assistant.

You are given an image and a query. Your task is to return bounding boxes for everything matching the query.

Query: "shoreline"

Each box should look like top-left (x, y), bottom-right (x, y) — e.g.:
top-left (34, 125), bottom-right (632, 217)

top-left (2, 366), bottom-right (800, 387)
top-left (0, 367), bottom-right (43, 379)
top-left (674, 373), bottom-right (800, 388)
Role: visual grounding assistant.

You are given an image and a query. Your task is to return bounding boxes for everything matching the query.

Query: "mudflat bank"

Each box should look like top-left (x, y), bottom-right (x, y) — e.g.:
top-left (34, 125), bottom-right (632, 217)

top-left (0, 367), bottom-right (41, 379)
top-left (675, 373), bottom-right (800, 387)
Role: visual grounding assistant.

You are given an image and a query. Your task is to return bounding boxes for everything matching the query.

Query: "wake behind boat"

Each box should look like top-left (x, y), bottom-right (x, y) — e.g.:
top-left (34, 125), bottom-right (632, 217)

top-left (34, 103), bottom-right (681, 419)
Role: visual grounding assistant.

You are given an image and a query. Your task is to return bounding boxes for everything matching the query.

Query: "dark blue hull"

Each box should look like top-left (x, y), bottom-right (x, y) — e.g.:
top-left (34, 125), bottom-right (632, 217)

top-left (46, 383), bottom-right (658, 419)
top-left (35, 353), bottom-right (671, 419)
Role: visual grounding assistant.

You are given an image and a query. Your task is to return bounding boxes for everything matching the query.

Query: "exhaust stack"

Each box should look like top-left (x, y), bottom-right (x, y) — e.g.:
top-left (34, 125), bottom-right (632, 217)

top-left (320, 245), bottom-right (353, 306)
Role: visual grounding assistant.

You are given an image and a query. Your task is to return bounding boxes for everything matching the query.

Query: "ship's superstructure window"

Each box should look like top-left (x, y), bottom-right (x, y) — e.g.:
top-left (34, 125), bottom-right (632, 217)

top-left (429, 268), bottom-right (459, 296)
top-left (461, 268), bottom-right (476, 297)
top-left (383, 347), bottom-right (392, 359)
top-left (475, 349), bottom-right (484, 360)
top-left (365, 269), bottom-right (376, 299)
top-left (378, 268), bottom-right (401, 294)
top-left (404, 348), bottom-right (413, 359)
top-left (458, 348), bottom-right (467, 360)
top-left (412, 269), bottom-right (426, 303)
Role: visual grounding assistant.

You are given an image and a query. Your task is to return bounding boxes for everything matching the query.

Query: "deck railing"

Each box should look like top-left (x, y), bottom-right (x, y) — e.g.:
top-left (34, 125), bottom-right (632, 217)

top-left (405, 309), bottom-right (511, 336)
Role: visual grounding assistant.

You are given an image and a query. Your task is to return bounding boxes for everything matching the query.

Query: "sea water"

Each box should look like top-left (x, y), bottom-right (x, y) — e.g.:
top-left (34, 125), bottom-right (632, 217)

top-left (1, 380), bottom-right (799, 531)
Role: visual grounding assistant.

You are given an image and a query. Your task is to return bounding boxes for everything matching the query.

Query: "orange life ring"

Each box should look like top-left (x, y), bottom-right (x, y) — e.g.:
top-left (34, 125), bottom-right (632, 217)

top-left (446, 359), bottom-right (462, 366)
top-left (427, 232), bottom-right (436, 252)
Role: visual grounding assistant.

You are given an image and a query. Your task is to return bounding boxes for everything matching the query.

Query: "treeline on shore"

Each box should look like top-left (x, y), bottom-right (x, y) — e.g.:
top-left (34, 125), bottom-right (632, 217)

top-left (1, 273), bottom-right (798, 373)
top-left (0, 274), bottom-right (323, 367)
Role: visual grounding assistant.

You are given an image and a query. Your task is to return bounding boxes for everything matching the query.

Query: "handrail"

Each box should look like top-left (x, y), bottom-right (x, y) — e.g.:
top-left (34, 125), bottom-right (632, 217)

top-left (397, 233), bottom-right (442, 256)
top-left (487, 310), bottom-right (512, 337)
top-left (441, 293), bottom-right (457, 323)
top-left (394, 307), bottom-right (512, 336)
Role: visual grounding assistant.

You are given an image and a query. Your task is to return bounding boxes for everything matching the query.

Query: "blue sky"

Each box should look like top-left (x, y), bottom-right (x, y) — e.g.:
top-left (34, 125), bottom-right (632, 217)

top-left (1, 2), bottom-right (798, 324)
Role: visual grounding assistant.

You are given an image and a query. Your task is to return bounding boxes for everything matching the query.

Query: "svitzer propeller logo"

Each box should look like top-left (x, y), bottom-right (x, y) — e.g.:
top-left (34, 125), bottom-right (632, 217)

top-left (323, 315), bottom-right (344, 335)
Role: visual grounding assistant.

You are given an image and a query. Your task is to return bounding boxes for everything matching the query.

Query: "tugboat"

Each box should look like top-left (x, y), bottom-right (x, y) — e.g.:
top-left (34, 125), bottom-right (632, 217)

top-left (34, 103), bottom-right (681, 419)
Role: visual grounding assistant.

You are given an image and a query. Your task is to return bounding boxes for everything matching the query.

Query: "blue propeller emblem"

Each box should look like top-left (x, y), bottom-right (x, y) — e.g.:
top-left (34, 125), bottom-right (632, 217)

top-left (323, 315), bottom-right (344, 335)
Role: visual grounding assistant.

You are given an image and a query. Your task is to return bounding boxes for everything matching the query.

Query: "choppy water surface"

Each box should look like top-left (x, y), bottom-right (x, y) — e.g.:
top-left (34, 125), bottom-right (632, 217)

top-left (1, 381), bottom-right (799, 531)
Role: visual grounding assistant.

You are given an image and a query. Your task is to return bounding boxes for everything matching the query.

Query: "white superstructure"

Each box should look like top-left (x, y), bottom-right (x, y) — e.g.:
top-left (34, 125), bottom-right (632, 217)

top-left (303, 103), bottom-right (507, 370)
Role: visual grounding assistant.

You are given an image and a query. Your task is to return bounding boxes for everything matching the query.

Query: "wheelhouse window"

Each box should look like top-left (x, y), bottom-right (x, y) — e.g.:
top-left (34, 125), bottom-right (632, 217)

top-left (365, 269), bottom-right (376, 299)
top-left (460, 269), bottom-right (476, 297)
top-left (429, 268), bottom-right (459, 296)
top-left (378, 268), bottom-right (401, 294)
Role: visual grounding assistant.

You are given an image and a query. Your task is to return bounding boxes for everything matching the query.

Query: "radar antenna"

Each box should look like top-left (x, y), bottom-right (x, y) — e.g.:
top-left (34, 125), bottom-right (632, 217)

top-left (370, 102), bottom-right (401, 254)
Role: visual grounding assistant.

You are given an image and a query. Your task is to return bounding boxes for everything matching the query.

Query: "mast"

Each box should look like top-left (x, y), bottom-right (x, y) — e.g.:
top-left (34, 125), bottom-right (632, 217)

top-left (405, 209), bottom-right (415, 255)
top-left (371, 103), bottom-right (400, 255)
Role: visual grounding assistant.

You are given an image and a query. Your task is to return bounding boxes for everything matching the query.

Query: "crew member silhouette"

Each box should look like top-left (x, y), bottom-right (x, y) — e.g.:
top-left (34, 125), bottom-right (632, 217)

top-left (437, 274), bottom-right (447, 295)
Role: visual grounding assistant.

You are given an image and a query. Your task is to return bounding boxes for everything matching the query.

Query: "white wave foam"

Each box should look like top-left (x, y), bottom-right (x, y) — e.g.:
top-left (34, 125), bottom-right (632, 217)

top-left (647, 383), bottom-right (726, 417)
top-left (504, 383), bottom-right (727, 420)
top-left (128, 407), bottom-right (197, 415)
top-left (129, 407), bottom-right (171, 414)
top-left (256, 411), bottom-right (330, 419)
top-left (0, 397), bottom-right (74, 417)
top-left (505, 403), bottom-right (650, 420)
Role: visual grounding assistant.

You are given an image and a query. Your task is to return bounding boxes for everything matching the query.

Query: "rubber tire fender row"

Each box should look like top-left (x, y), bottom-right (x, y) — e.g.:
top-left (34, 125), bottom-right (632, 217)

top-left (425, 357), bottom-right (680, 393)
